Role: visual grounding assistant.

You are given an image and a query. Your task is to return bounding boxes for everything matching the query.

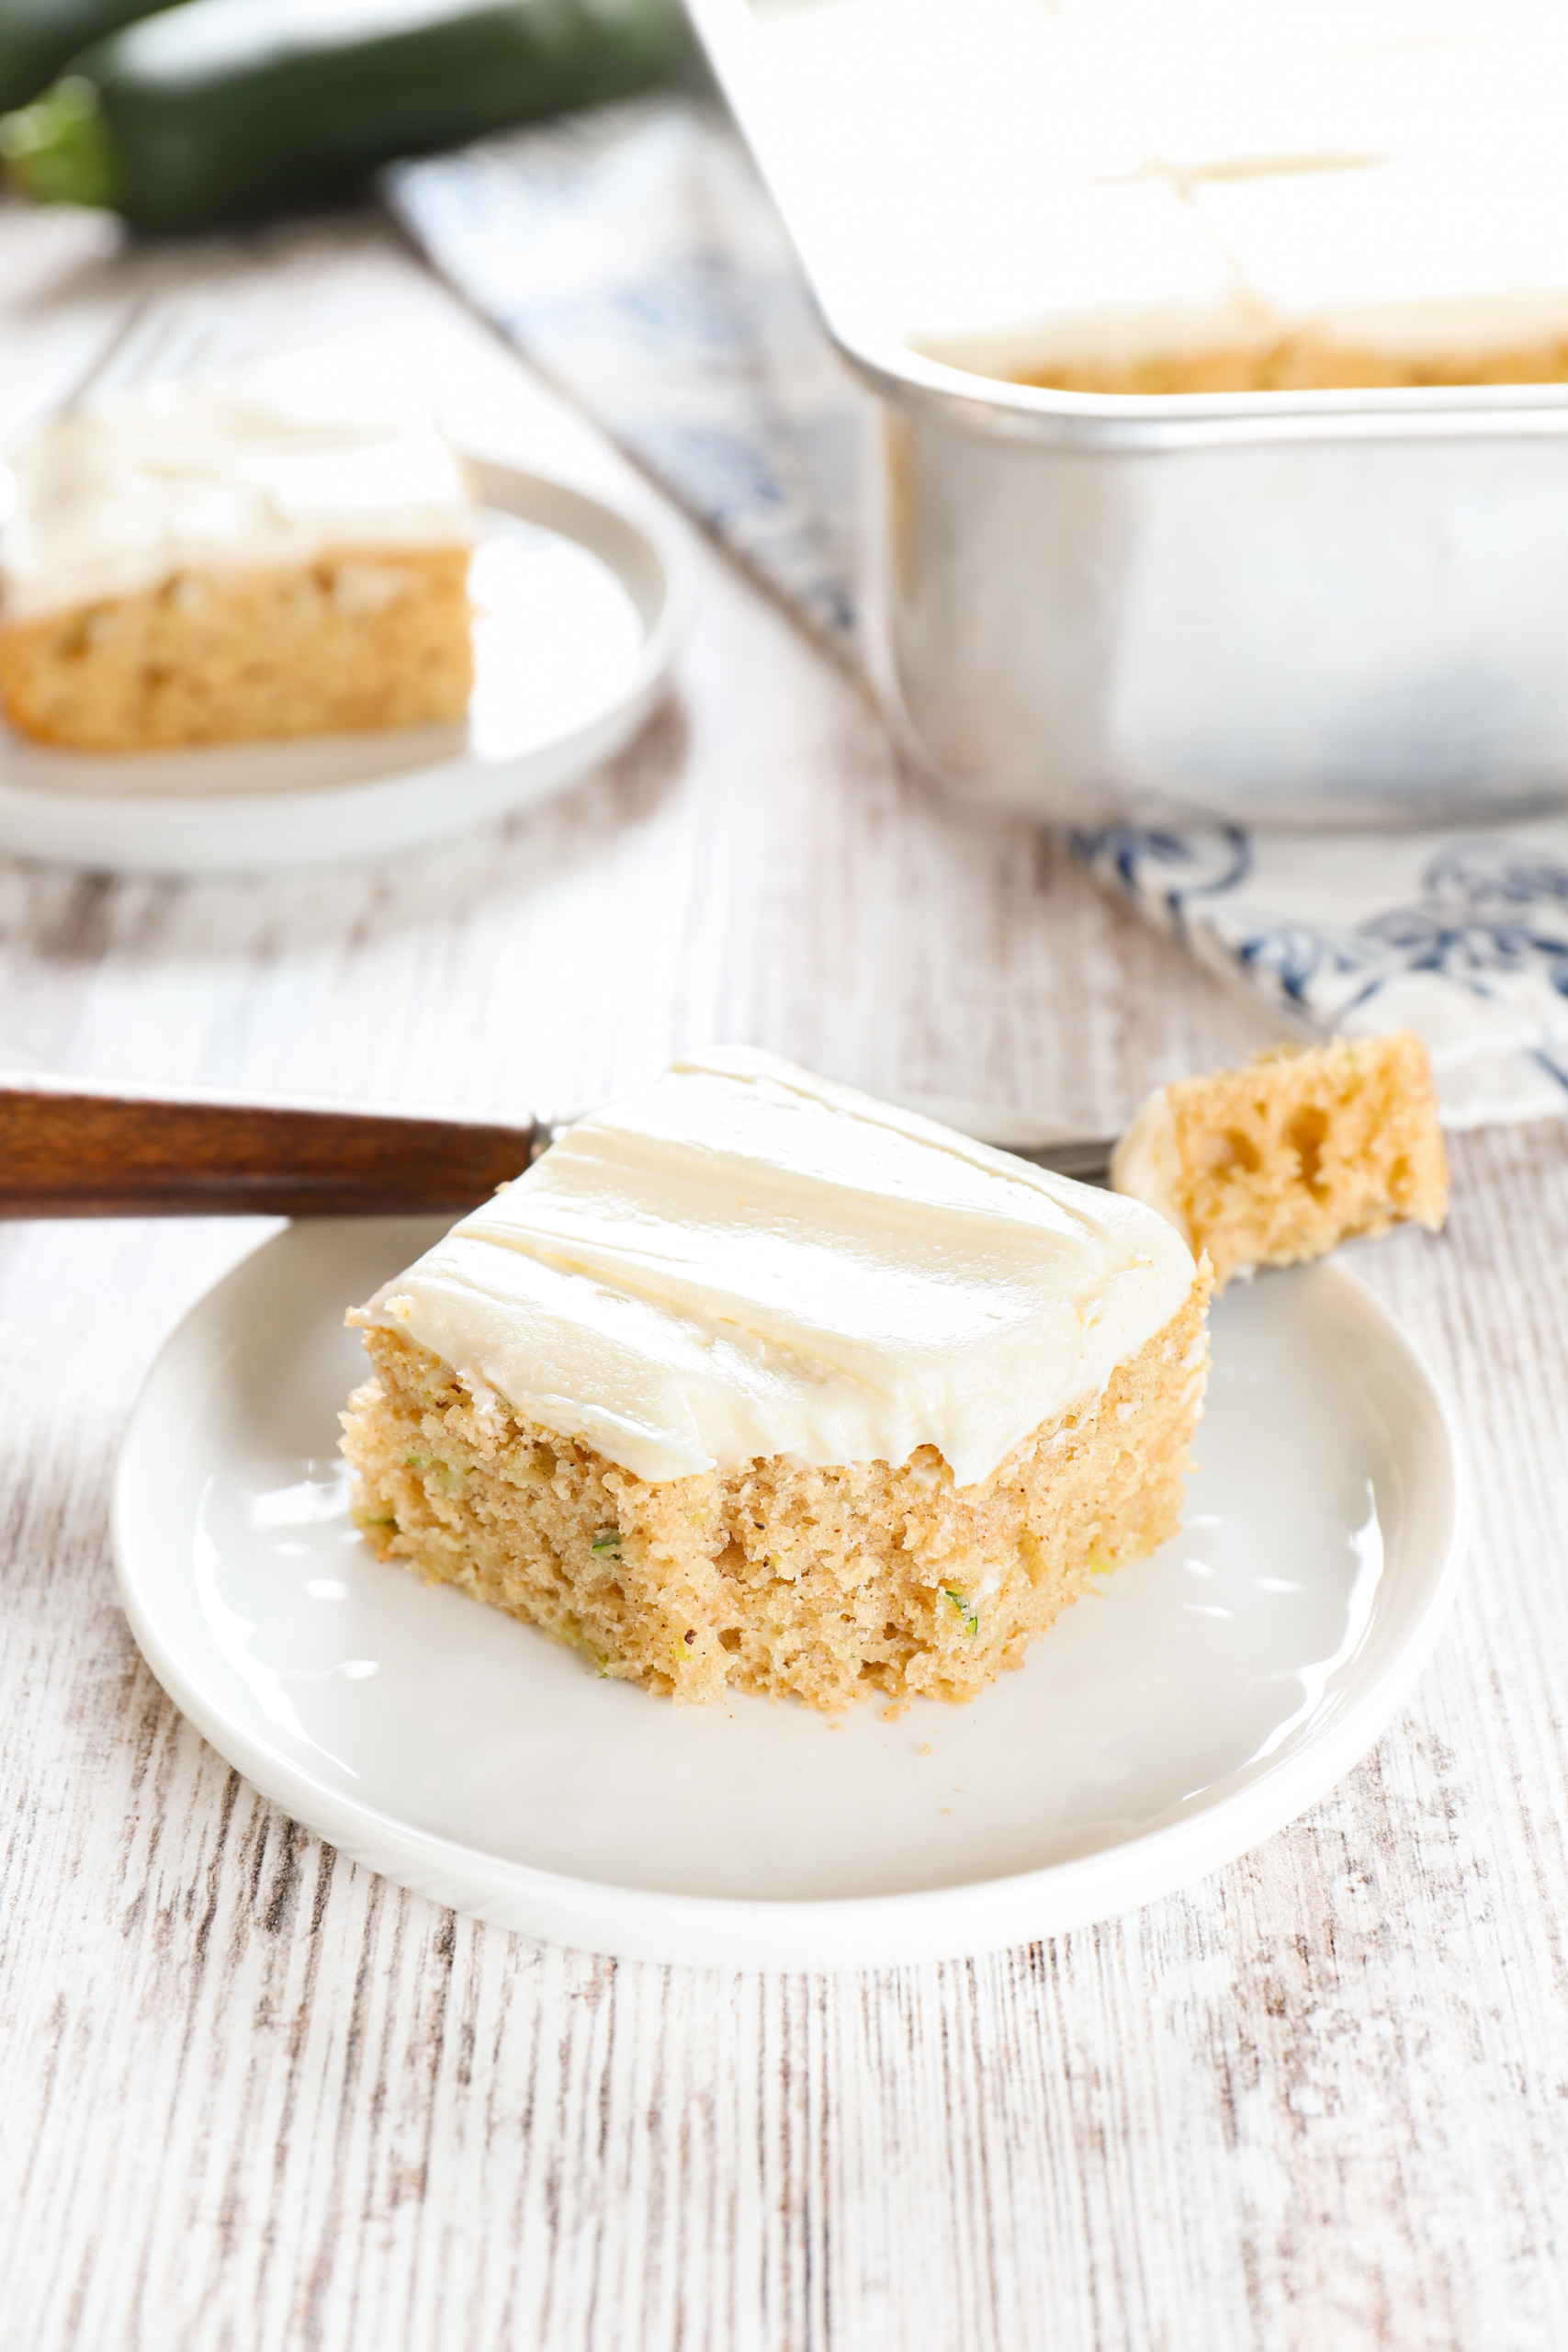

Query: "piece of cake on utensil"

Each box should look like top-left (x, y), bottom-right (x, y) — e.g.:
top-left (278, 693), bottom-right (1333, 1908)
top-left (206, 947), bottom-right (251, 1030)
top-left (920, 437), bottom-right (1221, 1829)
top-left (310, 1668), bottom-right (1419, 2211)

top-left (341, 1049), bottom-right (1211, 1713)
top-left (1111, 1031), bottom-right (1449, 1292)
top-left (0, 351), bottom-right (475, 751)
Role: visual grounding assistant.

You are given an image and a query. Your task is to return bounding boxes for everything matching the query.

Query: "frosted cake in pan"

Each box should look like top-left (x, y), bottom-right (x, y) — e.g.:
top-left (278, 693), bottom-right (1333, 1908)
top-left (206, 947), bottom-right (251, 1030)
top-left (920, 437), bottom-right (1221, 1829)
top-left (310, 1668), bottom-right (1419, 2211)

top-left (750, 0), bottom-right (1568, 394)
top-left (342, 1049), bottom-right (1212, 1713)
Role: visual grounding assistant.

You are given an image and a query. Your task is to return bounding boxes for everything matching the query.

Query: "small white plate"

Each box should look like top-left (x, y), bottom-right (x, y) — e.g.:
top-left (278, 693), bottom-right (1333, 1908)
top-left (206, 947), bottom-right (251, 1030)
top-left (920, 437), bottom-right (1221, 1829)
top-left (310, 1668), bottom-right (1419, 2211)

top-left (0, 462), bottom-right (688, 876)
top-left (113, 1217), bottom-right (1464, 1970)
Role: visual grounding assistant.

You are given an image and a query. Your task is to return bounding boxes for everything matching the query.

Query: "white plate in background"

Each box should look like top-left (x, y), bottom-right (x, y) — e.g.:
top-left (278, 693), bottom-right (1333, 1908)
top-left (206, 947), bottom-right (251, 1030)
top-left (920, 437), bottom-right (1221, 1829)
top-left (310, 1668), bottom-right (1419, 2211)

top-left (0, 461), bottom-right (688, 876)
top-left (112, 1212), bottom-right (1464, 1970)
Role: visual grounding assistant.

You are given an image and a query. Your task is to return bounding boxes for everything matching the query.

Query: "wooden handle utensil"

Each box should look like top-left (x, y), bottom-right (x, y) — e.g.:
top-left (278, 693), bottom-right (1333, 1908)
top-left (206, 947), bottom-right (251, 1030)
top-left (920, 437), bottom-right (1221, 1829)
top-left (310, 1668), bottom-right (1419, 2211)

top-left (0, 1071), bottom-right (547, 1218)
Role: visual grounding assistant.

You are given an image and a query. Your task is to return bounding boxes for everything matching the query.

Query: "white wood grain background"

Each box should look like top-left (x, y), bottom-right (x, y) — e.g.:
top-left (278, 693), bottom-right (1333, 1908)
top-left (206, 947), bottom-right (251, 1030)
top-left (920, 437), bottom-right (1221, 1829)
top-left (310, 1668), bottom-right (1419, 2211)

top-left (1, 199), bottom-right (1566, 2352)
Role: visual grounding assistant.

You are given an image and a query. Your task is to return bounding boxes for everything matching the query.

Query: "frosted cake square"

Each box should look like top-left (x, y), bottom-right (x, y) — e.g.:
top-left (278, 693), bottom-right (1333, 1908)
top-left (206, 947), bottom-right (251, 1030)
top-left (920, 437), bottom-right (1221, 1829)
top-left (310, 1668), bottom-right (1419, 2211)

top-left (341, 1050), bottom-right (1210, 1713)
top-left (0, 352), bottom-right (475, 751)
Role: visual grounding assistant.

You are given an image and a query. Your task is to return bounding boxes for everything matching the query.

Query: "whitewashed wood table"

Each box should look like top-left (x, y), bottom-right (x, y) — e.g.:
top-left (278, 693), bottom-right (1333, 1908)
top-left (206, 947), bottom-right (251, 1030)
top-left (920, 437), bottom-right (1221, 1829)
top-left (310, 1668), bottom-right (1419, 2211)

top-left (2, 194), bottom-right (1567, 2352)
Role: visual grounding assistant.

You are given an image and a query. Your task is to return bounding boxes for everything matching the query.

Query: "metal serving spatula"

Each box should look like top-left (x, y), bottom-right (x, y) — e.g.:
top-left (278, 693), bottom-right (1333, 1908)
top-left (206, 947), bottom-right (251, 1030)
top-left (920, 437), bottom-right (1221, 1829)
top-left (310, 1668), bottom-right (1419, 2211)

top-left (0, 1071), bottom-right (1114, 1218)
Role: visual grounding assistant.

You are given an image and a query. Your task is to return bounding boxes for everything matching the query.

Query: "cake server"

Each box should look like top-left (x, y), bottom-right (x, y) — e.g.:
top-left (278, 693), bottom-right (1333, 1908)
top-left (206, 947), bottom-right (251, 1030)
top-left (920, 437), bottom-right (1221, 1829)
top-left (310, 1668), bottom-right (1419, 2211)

top-left (0, 1070), bottom-right (1114, 1217)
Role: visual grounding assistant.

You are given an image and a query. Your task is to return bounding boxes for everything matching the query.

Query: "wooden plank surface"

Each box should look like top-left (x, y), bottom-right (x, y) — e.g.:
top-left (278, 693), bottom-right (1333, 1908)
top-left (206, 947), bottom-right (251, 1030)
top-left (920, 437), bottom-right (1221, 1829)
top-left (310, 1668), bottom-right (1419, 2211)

top-left (1, 199), bottom-right (1566, 2352)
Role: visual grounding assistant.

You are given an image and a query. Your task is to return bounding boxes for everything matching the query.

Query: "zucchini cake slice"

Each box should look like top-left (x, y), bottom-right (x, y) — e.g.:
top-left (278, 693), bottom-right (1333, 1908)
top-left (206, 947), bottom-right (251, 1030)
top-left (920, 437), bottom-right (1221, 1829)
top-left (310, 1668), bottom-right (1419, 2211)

top-left (0, 350), bottom-right (475, 751)
top-left (1111, 1031), bottom-right (1449, 1292)
top-left (341, 1049), bottom-right (1210, 1713)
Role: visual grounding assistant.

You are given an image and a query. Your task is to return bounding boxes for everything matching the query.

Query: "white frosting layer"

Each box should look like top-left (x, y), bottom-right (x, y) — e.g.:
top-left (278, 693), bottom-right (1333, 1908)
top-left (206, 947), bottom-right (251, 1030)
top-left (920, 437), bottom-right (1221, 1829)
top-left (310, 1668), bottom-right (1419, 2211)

top-left (748, 0), bottom-right (1568, 374)
top-left (0, 349), bottom-right (474, 620)
top-left (1194, 158), bottom-right (1568, 359)
top-left (363, 1047), bottom-right (1197, 1487)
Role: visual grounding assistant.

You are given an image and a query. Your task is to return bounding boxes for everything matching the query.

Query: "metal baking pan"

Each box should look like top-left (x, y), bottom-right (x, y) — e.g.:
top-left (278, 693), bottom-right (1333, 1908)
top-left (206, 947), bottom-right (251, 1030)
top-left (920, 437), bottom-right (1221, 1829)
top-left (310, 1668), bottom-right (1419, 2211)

top-left (687, 0), bottom-right (1568, 831)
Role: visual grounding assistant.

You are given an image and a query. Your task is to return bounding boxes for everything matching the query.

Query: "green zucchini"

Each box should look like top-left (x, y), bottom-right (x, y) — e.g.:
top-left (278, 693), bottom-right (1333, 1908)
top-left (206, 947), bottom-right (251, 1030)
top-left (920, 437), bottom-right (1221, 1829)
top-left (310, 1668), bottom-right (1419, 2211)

top-left (0, 0), bottom-right (690, 232)
top-left (0, 0), bottom-right (175, 115)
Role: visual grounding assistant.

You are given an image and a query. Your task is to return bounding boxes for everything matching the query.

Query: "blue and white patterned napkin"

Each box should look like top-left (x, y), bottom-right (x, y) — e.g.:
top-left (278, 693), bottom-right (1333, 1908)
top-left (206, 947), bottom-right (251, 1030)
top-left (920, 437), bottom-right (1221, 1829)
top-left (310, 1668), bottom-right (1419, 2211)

top-left (389, 97), bottom-right (1568, 1128)
top-left (1074, 823), bottom-right (1568, 1126)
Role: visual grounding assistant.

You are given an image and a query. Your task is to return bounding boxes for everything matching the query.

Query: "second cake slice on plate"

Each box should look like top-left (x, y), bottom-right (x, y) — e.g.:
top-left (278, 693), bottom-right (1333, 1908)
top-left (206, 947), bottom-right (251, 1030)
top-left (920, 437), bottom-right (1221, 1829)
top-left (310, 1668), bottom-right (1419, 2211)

top-left (0, 350), bottom-right (476, 752)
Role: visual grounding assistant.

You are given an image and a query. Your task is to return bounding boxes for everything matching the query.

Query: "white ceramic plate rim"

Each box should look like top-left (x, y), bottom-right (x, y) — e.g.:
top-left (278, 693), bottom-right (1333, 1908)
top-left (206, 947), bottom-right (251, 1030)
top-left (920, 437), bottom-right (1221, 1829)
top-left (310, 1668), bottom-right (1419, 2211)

top-left (0, 461), bottom-right (692, 875)
top-left (112, 1233), bottom-right (1467, 1972)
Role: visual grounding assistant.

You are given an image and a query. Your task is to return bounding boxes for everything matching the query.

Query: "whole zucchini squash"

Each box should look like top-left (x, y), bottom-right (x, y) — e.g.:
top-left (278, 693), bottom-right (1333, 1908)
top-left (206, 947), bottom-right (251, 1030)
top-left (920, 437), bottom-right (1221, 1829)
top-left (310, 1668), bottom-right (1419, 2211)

top-left (0, 0), bottom-right (689, 232)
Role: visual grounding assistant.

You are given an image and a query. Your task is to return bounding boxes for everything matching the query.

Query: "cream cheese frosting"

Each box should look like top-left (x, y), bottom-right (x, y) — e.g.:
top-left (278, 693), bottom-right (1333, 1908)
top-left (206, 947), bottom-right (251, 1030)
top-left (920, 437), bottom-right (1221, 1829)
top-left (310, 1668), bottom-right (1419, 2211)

top-left (359, 1047), bottom-right (1198, 1488)
top-left (0, 348), bottom-right (475, 622)
top-left (746, 0), bottom-right (1568, 379)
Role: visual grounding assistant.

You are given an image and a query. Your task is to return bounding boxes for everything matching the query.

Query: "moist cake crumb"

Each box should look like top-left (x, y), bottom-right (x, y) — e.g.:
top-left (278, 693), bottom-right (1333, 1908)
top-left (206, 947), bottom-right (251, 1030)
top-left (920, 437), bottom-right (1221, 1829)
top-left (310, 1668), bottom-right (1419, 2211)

top-left (1111, 1031), bottom-right (1449, 1290)
top-left (342, 1269), bottom-right (1211, 1713)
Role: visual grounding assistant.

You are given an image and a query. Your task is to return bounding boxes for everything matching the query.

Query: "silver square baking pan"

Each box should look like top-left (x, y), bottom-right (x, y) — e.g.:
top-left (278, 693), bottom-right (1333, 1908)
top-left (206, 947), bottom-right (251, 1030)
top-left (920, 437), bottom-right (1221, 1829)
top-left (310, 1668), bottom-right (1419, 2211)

top-left (686, 0), bottom-right (1568, 831)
